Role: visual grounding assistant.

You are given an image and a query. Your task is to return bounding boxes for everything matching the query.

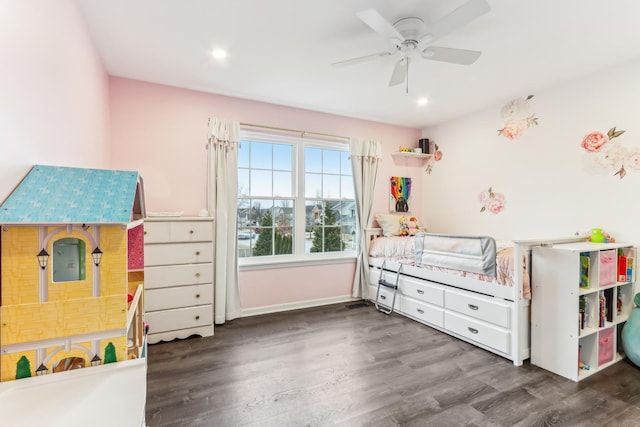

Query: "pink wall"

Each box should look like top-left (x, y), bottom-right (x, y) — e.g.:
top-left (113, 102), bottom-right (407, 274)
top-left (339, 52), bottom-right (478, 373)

top-left (0, 0), bottom-right (110, 201)
top-left (109, 77), bottom-right (422, 310)
top-left (240, 263), bottom-right (355, 308)
top-left (109, 77), bottom-right (423, 217)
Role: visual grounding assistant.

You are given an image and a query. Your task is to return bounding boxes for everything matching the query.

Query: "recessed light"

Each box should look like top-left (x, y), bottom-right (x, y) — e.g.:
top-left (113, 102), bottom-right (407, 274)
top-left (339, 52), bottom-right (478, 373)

top-left (211, 48), bottom-right (227, 59)
top-left (417, 97), bottom-right (428, 106)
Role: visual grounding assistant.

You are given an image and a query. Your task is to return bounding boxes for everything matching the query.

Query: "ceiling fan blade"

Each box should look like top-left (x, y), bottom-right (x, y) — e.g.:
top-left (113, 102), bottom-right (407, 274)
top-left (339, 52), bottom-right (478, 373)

top-left (420, 0), bottom-right (490, 45)
top-left (357, 9), bottom-right (404, 43)
top-left (421, 46), bottom-right (482, 65)
top-left (331, 51), bottom-right (394, 67)
top-left (388, 58), bottom-right (407, 87)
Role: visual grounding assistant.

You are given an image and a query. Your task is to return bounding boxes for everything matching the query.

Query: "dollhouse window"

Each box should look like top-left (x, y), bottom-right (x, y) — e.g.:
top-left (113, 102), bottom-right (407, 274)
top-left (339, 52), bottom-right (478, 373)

top-left (52, 238), bottom-right (86, 282)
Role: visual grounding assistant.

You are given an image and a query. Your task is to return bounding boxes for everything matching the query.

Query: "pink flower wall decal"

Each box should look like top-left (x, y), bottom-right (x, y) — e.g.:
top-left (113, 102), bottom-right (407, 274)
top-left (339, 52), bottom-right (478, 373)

top-left (425, 143), bottom-right (443, 174)
top-left (479, 187), bottom-right (506, 214)
top-left (498, 95), bottom-right (539, 140)
top-left (580, 126), bottom-right (635, 179)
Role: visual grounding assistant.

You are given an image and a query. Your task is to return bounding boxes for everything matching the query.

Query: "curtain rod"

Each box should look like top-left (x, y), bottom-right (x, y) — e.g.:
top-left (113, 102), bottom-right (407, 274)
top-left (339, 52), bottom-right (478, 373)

top-left (239, 122), bottom-right (349, 142)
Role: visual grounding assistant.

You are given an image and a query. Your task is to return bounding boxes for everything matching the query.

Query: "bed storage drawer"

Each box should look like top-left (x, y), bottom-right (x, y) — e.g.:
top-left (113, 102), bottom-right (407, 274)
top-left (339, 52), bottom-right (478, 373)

top-left (445, 311), bottom-right (511, 354)
top-left (375, 286), bottom-right (399, 310)
top-left (401, 297), bottom-right (444, 327)
top-left (444, 289), bottom-right (511, 328)
top-left (401, 277), bottom-right (444, 307)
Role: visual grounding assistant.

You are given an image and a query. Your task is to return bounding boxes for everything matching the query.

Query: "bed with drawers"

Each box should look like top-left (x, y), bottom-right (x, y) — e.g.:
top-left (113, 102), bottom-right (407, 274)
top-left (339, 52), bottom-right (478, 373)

top-left (366, 229), bottom-right (582, 366)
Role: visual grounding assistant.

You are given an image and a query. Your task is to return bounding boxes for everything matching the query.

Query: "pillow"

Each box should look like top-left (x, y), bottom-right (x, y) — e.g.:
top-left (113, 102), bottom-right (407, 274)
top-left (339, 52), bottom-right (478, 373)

top-left (375, 213), bottom-right (402, 237)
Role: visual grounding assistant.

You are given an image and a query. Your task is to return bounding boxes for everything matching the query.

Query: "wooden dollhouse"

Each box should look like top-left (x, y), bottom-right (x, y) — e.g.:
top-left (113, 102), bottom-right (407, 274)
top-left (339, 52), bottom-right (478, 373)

top-left (0, 165), bottom-right (146, 382)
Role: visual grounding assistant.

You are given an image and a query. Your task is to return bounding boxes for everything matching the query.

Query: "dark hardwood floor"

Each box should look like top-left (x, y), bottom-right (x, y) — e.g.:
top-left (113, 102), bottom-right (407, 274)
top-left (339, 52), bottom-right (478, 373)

top-left (146, 302), bottom-right (640, 426)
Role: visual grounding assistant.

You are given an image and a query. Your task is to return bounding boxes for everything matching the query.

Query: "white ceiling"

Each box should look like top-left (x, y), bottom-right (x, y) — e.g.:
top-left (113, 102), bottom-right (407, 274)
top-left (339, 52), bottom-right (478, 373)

top-left (76, 0), bottom-right (640, 129)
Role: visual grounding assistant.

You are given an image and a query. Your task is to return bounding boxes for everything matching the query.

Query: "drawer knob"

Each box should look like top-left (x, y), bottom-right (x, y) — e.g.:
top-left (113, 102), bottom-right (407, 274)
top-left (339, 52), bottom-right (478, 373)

top-left (380, 295), bottom-right (386, 300)
top-left (196, 251), bottom-right (201, 256)
top-left (190, 230), bottom-right (194, 234)
top-left (196, 294), bottom-right (201, 298)
top-left (416, 289), bottom-right (424, 295)
top-left (416, 308), bottom-right (424, 314)
top-left (195, 315), bottom-right (200, 320)
top-left (195, 273), bottom-right (201, 278)
top-left (144, 231), bottom-right (147, 235)
top-left (468, 304), bottom-right (479, 311)
top-left (468, 327), bottom-right (479, 334)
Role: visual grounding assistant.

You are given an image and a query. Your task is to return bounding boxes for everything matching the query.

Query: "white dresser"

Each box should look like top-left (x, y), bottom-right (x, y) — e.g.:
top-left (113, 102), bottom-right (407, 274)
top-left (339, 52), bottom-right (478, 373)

top-left (144, 217), bottom-right (214, 344)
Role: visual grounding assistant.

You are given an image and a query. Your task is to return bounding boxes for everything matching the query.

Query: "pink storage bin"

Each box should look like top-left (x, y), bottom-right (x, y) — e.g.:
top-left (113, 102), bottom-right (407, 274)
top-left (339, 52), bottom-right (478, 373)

top-left (599, 250), bottom-right (617, 287)
top-left (598, 327), bottom-right (614, 366)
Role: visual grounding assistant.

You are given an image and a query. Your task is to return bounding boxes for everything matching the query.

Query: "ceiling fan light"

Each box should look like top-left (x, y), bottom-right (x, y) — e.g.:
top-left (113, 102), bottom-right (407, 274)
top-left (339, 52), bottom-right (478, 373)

top-left (422, 48), bottom-right (435, 58)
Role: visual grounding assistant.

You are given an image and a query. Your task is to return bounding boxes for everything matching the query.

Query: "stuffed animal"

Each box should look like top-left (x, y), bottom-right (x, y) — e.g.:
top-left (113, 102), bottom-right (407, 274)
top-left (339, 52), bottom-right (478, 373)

top-left (406, 217), bottom-right (420, 236)
top-left (399, 216), bottom-right (410, 236)
top-left (399, 216), bottom-right (420, 236)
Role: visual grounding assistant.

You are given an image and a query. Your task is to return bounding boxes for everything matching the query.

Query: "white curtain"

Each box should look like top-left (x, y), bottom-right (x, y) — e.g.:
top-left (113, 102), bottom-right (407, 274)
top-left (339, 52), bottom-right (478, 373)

top-left (208, 117), bottom-right (242, 323)
top-left (350, 138), bottom-right (382, 299)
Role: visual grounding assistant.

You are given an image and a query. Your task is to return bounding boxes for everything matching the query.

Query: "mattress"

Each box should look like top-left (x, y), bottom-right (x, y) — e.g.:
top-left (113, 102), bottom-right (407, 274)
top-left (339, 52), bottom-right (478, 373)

top-left (369, 235), bottom-right (531, 299)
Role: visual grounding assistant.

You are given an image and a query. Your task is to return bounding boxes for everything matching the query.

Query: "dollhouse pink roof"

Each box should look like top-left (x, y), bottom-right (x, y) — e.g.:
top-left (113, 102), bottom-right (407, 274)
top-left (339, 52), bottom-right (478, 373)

top-left (0, 165), bottom-right (145, 224)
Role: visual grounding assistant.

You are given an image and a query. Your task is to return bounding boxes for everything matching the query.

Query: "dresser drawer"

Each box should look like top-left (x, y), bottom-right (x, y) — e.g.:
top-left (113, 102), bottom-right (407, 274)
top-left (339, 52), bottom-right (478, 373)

top-left (445, 289), bottom-right (510, 328)
top-left (445, 311), bottom-right (511, 354)
top-left (401, 296), bottom-right (444, 328)
top-left (145, 305), bottom-right (213, 333)
top-left (145, 263), bottom-right (213, 289)
top-left (144, 220), bottom-right (213, 244)
top-left (144, 221), bottom-right (170, 243)
top-left (145, 284), bottom-right (213, 312)
top-left (168, 221), bottom-right (213, 242)
top-left (401, 277), bottom-right (444, 307)
top-left (145, 242), bottom-right (213, 266)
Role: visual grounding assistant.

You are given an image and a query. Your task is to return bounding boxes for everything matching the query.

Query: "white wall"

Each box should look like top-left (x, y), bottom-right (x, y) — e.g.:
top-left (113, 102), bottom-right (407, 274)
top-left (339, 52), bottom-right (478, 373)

top-left (422, 58), bottom-right (640, 246)
top-left (0, 0), bottom-right (110, 201)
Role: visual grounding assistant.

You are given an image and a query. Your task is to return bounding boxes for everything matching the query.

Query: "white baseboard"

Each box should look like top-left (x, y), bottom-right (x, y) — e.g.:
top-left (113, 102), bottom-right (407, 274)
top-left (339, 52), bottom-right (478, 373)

top-left (241, 295), bottom-right (361, 317)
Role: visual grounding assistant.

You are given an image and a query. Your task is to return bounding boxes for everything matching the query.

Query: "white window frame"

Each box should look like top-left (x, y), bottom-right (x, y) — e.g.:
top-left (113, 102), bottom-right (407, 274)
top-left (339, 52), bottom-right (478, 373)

top-left (238, 130), bottom-right (357, 270)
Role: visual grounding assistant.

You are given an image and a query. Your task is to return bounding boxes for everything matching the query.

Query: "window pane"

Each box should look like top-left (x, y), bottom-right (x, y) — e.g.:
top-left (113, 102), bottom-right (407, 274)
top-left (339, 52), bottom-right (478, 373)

top-left (250, 170), bottom-right (273, 197)
top-left (273, 144), bottom-right (292, 171)
top-left (322, 150), bottom-right (340, 174)
top-left (273, 171), bottom-right (292, 197)
top-left (251, 142), bottom-right (272, 170)
top-left (305, 173), bottom-right (321, 198)
top-left (238, 169), bottom-right (250, 197)
top-left (305, 147), bottom-right (321, 173)
top-left (238, 142), bottom-right (250, 168)
top-left (322, 175), bottom-right (340, 198)
top-left (340, 151), bottom-right (351, 175)
top-left (341, 176), bottom-right (354, 199)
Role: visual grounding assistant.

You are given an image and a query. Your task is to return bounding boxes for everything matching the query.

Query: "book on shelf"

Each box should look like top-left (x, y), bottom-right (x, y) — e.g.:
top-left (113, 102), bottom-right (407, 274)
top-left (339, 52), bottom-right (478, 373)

top-left (599, 293), bottom-right (606, 327)
top-left (618, 247), bottom-right (635, 283)
top-left (604, 288), bottom-right (614, 323)
top-left (579, 295), bottom-right (587, 334)
top-left (580, 254), bottom-right (590, 289)
top-left (618, 255), bottom-right (627, 282)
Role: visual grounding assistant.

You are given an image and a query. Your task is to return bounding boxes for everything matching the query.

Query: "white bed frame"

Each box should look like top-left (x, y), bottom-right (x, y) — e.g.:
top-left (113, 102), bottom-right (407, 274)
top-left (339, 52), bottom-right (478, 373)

top-left (365, 229), bottom-right (583, 366)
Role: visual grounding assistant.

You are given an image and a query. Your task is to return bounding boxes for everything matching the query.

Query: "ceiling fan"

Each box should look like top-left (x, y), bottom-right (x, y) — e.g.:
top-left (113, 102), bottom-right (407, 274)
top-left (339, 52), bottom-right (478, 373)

top-left (332, 0), bottom-right (490, 93)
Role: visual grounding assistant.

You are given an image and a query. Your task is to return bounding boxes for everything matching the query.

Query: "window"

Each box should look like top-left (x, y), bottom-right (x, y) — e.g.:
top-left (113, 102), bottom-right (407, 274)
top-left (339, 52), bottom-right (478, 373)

top-left (237, 131), bottom-right (355, 261)
top-left (52, 238), bottom-right (86, 282)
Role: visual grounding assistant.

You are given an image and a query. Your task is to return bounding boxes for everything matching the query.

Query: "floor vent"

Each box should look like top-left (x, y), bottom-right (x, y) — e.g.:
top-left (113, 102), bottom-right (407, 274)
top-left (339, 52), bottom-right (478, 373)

top-left (345, 302), bottom-right (368, 309)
